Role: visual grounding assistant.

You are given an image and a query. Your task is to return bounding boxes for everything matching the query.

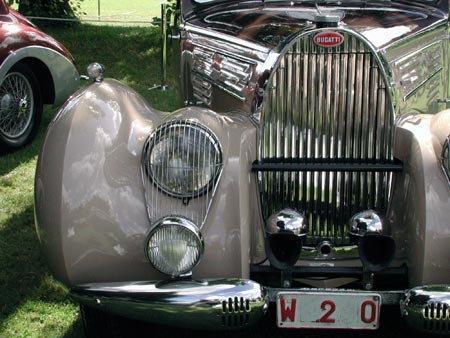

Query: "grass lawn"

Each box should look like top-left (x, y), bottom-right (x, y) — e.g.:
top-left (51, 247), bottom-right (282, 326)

top-left (79, 0), bottom-right (162, 23)
top-left (0, 22), bottom-right (181, 338)
top-left (11, 0), bottom-right (163, 24)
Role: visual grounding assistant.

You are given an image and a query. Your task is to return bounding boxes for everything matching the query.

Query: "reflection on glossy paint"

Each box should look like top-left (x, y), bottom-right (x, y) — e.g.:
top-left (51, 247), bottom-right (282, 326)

top-left (107, 100), bottom-right (122, 131)
top-left (2, 23), bottom-right (21, 34)
top-left (361, 26), bottom-right (413, 48)
top-left (128, 120), bottom-right (153, 156)
top-left (114, 244), bottom-right (126, 256)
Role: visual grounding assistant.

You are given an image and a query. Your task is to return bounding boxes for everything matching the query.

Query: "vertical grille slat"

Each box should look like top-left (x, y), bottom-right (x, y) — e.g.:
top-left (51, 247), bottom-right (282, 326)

top-left (258, 31), bottom-right (395, 246)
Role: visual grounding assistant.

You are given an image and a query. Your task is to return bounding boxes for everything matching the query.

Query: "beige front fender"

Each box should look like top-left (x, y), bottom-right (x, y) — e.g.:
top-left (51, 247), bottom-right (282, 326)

top-left (35, 79), bottom-right (260, 286)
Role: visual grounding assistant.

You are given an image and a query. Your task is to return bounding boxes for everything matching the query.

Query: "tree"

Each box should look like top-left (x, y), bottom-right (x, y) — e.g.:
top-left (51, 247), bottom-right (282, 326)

top-left (16, 0), bottom-right (83, 20)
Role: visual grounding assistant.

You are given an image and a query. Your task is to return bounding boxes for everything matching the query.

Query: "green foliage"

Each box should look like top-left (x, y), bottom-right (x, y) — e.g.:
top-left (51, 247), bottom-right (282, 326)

top-left (15, 0), bottom-right (84, 20)
top-left (151, 0), bottom-right (180, 26)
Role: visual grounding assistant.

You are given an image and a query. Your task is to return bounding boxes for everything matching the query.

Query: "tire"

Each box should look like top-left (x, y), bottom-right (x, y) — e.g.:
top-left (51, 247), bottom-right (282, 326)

top-left (0, 63), bottom-right (42, 149)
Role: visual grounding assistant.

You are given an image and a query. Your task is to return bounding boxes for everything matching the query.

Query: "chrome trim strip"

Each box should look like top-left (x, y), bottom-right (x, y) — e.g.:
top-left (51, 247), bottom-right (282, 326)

top-left (393, 40), bottom-right (444, 102)
top-left (192, 70), bottom-right (247, 102)
top-left (252, 160), bottom-right (403, 172)
top-left (191, 41), bottom-right (259, 65)
top-left (72, 279), bottom-right (268, 330)
top-left (402, 67), bottom-right (442, 101)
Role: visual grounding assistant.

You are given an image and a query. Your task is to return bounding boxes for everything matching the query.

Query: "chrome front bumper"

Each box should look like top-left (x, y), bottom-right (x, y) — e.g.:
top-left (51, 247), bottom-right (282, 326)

top-left (72, 279), bottom-right (450, 333)
top-left (71, 279), bottom-right (268, 330)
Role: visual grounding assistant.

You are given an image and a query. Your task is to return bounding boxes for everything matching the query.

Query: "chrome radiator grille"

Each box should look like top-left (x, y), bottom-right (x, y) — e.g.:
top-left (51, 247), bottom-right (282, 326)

top-left (257, 31), bottom-right (396, 246)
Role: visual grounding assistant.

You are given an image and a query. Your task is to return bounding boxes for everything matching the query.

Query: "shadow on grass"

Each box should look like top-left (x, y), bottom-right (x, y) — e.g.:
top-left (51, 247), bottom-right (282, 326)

top-left (0, 198), bottom-right (83, 337)
top-left (0, 106), bottom-right (55, 177)
top-left (0, 131), bottom-right (41, 176)
top-left (0, 205), bottom-right (38, 321)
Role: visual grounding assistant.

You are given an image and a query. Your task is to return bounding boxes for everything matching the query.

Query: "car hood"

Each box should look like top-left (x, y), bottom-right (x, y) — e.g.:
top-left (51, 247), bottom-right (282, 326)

top-left (181, 1), bottom-right (447, 50)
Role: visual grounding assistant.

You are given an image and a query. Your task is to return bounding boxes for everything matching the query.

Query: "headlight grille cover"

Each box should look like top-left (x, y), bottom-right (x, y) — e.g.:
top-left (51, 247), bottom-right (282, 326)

top-left (142, 120), bottom-right (223, 227)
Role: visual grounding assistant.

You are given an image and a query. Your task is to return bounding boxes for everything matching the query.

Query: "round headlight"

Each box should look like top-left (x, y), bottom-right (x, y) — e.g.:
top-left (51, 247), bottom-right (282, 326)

top-left (143, 120), bottom-right (222, 198)
top-left (146, 217), bottom-right (204, 277)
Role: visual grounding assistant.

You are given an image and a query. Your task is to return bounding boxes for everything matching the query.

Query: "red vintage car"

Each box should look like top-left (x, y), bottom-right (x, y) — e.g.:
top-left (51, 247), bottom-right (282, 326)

top-left (0, 0), bottom-right (79, 149)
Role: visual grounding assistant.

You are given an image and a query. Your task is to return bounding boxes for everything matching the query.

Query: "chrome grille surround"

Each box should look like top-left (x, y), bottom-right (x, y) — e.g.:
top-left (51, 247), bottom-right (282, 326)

top-left (257, 29), bottom-right (396, 248)
top-left (142, 120), bottom-right (223, 227)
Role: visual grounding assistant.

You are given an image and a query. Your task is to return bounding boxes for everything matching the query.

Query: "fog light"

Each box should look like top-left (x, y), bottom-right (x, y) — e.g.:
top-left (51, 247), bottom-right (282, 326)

top-left (146, 217), bottom-right (203, 277)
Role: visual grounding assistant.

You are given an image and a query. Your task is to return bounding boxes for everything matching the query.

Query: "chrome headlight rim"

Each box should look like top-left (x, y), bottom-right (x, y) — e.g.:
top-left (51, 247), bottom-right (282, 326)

top-left (145, 216), bottom-right (204, 277)
top-left (442, 134), bottom-right (450, 184)
top-left (142, 120), bottom-right (223, 199)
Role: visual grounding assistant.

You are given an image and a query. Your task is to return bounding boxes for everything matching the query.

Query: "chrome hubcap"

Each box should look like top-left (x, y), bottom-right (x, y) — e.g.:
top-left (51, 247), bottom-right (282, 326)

top-left (18, 98), bottom-right (29, 116)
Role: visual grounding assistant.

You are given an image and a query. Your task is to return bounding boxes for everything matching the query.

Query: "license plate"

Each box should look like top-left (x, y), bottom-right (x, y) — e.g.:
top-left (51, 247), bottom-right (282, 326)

top-left (276, 292), bottom-right (381, 330)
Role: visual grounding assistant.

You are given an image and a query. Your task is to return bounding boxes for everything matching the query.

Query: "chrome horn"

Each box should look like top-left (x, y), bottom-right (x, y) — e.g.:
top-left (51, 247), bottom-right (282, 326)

top-left (349, 210), bottom-right (395, 272)
top-left (265, 209), bottom-right (307, 269)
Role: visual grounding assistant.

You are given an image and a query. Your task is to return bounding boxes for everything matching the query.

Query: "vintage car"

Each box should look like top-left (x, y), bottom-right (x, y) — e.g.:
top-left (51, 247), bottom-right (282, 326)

top-left (0, 0), bottom-right (79, 149)
top-left (35, 0), bottom-right (450, 336)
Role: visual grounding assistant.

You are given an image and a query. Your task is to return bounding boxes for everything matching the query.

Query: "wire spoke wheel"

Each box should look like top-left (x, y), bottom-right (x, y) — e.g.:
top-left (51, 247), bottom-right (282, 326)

top-left (0, 71), bottom-right (33, 137)
top-left (0, 63), bottom-right (41, 148)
